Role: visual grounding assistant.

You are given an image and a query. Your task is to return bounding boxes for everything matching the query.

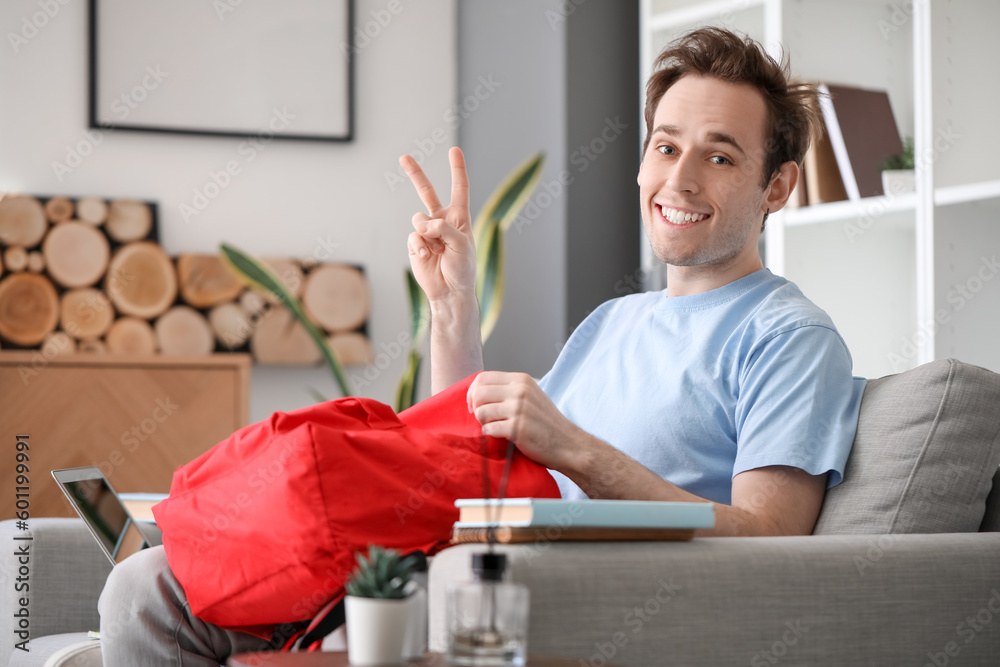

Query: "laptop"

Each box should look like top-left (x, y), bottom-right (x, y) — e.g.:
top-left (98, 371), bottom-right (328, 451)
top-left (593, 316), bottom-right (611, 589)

top-left (51, 467), bottom-right (163, 566)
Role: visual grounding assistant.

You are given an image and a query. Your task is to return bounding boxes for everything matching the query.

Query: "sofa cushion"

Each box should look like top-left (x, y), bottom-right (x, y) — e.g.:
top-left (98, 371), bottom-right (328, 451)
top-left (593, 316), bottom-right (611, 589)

top-left (814, 359), bottom-right (1000, 534)
top-left (0, 519), bottom-right (112, 667)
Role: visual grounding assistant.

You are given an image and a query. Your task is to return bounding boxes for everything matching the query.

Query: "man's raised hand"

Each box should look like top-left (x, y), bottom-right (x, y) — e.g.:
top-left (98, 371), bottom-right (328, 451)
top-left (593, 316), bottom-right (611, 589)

top-left (401, 147), bottom-right (477, 303)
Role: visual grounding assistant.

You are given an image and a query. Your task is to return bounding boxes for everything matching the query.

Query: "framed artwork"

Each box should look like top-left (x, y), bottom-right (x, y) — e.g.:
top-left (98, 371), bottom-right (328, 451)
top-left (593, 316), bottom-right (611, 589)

top-left (89, 0), bottom-right (354, 142)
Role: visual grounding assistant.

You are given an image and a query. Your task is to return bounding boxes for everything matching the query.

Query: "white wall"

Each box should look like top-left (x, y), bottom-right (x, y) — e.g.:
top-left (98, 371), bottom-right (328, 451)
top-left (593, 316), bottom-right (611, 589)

top-left (0, 0), bottom-right (458, 422)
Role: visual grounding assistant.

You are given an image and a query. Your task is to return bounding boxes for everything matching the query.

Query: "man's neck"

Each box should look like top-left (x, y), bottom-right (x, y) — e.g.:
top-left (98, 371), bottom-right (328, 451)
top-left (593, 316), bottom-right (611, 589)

top-left (665, 254), bottom-right (765, 297)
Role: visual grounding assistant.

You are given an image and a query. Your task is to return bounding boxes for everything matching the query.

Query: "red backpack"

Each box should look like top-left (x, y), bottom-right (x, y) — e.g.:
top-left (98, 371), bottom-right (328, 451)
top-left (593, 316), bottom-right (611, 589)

top-left (152, 373), bottom-right (559, 639)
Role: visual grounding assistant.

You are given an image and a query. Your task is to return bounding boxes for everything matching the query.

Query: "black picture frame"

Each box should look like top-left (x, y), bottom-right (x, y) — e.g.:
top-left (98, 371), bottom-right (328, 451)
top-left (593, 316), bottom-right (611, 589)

top-left (88, 0), bottom-right (355, 142)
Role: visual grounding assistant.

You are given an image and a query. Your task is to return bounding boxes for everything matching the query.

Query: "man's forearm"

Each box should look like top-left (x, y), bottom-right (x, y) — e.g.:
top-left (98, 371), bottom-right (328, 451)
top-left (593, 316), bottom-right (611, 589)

top-left (560, 435), bottom-right (803, 537)
top-left (429, 295), bottom-right (484, 394)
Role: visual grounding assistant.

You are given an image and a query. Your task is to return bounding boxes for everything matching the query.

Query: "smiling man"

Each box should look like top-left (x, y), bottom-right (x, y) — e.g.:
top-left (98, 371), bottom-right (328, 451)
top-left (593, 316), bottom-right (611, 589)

top-left (404, 27), bottom-right (866, 537)
top-left (96, 26), bottom-right (867, 667)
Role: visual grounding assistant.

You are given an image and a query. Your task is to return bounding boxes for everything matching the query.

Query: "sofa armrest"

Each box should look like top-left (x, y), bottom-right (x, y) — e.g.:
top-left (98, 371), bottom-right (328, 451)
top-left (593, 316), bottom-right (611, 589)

top-left (429, 534), bottom-right (1000, 666)
top-left (0, 519), bottom-right (112, 666)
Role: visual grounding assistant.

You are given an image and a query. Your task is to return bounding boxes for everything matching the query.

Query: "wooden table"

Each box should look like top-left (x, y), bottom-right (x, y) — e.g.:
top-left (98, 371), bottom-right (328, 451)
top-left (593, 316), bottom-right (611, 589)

top-left (228, 651), bottom-right (601, 666)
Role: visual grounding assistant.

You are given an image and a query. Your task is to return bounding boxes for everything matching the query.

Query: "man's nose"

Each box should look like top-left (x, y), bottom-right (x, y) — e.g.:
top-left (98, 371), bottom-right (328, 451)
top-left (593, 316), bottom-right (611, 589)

top-left (667, 153), bottom-right (701, 193)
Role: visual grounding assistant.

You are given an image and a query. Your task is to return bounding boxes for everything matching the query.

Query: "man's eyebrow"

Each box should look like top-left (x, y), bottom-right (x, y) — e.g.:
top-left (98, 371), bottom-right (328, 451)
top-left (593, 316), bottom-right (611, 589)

top-left (651, 124), bottom-right (681, 138)
top-left (650, 124), bottom-right (747, 158)
top-left (706, 131), bottom-right (747, 157)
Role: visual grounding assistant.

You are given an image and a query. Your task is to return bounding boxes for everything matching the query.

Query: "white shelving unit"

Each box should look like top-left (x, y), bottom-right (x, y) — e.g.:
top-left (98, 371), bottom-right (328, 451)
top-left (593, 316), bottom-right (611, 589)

top-left (640, 0), bottom-right (1000, 378)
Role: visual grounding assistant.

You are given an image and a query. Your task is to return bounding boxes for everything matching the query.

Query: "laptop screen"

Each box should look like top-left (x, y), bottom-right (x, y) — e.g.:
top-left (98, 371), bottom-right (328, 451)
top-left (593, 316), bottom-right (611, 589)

top-left (52, 467), bottom-right (152, 565)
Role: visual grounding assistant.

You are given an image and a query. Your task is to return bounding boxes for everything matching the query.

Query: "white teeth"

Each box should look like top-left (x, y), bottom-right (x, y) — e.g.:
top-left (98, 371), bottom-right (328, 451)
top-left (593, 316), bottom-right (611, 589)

top-left (659, 206), bottom-right (707, 224)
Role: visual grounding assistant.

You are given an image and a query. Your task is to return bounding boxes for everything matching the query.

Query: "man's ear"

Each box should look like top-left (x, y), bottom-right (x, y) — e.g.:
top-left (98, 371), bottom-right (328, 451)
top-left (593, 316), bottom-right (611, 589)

top-left (763, 161), bottom-right (800, 213)
top-left (637, 161), bottom-right (643, 185)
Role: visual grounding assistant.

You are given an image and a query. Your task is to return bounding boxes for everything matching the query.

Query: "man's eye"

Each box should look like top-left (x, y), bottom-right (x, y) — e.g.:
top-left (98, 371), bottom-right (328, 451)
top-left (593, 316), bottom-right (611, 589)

top-left (658, 145), bottom-right (676, 155)
top-left (710, 156), bottom-right (731, 165)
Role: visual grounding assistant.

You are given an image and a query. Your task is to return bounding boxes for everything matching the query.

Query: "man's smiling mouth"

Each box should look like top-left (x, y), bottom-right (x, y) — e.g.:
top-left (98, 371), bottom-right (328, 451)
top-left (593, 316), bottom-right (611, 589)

top-left (657, 204), bottom-right (710, 225)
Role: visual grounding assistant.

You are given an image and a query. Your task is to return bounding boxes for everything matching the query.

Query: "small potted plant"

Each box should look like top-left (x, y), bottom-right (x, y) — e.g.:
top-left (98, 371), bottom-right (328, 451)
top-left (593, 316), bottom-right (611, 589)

top-left (344, 545), bottom-right (421, 665)
top-left (881, 136), bottom-right (916, 195)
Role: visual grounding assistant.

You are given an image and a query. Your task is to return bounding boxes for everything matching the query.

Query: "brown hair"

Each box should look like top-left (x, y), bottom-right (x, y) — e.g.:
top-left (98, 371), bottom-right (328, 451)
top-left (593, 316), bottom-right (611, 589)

top-left (643, 27), bottom-right (820, 189)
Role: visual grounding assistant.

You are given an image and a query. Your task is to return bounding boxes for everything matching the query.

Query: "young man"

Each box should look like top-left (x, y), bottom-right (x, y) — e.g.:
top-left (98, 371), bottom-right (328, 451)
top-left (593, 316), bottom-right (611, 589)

top-left (403, 27), bottom-right (864, 538)
top-left (98, 27), bottom-right (863, 666)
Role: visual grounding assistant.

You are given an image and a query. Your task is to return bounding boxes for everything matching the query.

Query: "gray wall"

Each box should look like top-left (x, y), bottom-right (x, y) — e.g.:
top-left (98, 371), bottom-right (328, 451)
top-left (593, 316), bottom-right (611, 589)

top-left (566, 1), bottom-right (641, 331)
top-left (459, 0), bottom-right (640, 377)
top-left (458, 0), bottom-right (568, 377)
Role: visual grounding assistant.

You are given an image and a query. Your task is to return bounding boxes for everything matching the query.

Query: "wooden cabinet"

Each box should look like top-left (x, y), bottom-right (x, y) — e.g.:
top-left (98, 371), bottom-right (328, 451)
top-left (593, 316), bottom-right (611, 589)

top-left (1, 352), bottom-right (250, 519)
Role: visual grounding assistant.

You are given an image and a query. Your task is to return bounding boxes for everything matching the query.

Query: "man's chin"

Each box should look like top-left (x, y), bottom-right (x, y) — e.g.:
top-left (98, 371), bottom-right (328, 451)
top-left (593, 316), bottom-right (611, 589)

top-left (649, 246), bottom-right (702, 267)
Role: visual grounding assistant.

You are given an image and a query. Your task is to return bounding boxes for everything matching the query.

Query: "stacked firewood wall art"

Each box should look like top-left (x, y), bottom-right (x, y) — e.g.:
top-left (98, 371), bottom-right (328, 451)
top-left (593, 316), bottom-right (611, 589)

top-left (0, 193), bottom-right (374, 366)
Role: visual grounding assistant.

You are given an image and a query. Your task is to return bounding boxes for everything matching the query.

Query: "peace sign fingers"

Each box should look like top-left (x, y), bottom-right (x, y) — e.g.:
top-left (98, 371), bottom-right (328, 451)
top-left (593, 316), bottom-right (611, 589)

top-left (401, 146), bottom-right (477, 303)
top-left (447, 147), bottom-right (470, 220)
top-left (400, 154), bottom-right (444, 216)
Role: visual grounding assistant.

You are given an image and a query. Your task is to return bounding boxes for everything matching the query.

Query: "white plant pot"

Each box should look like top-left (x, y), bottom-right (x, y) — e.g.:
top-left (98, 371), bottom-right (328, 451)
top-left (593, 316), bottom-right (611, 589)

top-left (882, 169), bottom-right (916, 196)
top-left (345, 595), bottom-right (411, 665)
top-left (401, 584), bottom-right (428, 659)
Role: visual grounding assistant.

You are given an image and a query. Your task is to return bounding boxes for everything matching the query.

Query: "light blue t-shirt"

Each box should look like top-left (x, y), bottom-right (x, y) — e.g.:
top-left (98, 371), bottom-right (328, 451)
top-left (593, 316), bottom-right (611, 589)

top-left (538, 269), bottom-right (866, 505)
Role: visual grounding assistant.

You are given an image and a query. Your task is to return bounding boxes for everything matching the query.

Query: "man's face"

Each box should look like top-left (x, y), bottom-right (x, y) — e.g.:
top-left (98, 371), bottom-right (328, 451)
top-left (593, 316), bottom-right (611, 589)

top-left (638, 74), bottom-right (774, 280)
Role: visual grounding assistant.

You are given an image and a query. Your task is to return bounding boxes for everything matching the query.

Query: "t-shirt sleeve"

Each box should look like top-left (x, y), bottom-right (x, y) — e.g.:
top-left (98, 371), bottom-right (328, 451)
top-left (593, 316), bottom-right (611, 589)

top-left (733, 324), bottom-right (866, 488)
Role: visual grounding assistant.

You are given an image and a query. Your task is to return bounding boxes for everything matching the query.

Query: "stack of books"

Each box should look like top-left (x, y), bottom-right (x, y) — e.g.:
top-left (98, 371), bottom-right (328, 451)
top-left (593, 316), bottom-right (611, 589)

top-left (450, 498), bottom-right (715, 544)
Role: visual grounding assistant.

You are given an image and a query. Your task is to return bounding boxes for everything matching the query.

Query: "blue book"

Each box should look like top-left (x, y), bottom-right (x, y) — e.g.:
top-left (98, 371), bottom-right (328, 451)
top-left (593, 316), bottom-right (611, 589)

top-left (454, 498), bottom-right (714, 529)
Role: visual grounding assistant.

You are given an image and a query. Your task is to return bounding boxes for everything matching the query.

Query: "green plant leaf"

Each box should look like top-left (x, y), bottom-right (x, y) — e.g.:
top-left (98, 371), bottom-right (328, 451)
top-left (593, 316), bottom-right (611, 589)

top-left (345, 545), bottom-right (415, 599)
top-left (476, 223), bottom-right (506, 342)
top-left (901, 136), bottom-right (915, 169)
top-left (405, 269), bottom-right (430, 348)
top-left (470, 153), bottom-right (544, 343)
top-left (393, 271), bottom-right (428, 411)
top-left (882, 136), bottom-right (915, 171)
top-left (472, 153), bottom-right (546, 238)
top-left (219, 243), bottom-right (353, 398)
top-left (393, 350), bottom-right (422, 413)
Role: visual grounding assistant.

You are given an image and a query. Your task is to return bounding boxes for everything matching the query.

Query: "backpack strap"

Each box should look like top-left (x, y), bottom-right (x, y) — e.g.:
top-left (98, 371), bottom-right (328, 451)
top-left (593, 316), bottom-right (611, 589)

top-left (293, 593), bottom-right (346, 652)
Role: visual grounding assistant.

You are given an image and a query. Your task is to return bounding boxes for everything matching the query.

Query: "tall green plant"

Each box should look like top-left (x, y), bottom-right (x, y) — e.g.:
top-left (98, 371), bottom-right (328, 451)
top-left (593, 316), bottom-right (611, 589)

top-left (219, 244), bottom-right (353, 398)
top-left (393, 152), bottom-right (545, 411)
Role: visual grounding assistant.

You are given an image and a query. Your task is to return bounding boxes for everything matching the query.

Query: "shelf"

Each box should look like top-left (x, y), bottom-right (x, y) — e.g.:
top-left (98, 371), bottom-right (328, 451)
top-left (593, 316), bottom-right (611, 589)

top-left (784, 192), bottom-right (916, 227)
top-left (783, 178), bottom-right (1000, 227)
top-left (935, 179), bottom-right (1000, 207)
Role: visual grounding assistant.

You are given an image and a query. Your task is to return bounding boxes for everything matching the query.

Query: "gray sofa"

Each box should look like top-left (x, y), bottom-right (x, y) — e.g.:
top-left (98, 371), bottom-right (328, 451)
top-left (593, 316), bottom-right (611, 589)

top-left (428, 359), bottom-right (1000, 665)
top-left (4, 359), bottom-right (1000, 666)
